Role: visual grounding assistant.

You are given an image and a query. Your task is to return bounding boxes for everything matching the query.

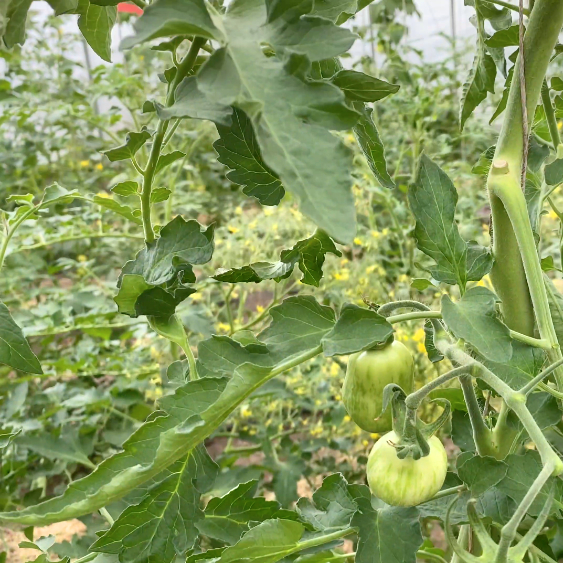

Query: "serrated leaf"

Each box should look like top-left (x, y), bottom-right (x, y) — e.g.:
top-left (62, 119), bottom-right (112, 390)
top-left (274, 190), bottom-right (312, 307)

top-left (122, 216), bottom-right (214, 285)
top-left (156, 77), bottom-right (232, 126)
top-left (456, 453), bottom-right (508, 496)
top-left (259, 296), bottom-right (335, 363)
top-left (460, 40), bottom-right (496, 130)
top-left (296, 473), bottom-right (356, 531)
top-left (352, 494), bottom-right (423, 563)
top-left (485, 25), bottom-right (519, 48)
top-left (93, 196), bottom-right (143, 225)
top-left (0, 302), bottom-right (42, 374)
top-left (410, 156), bottom-right (492, 289)
top-left (91, 447), bottom-right (217, 563)
top-left (120, 0), bottom-right (222, 49)
top-left (441, 287), bottom-right (512, 362)
top-left (331, 70), bottom-right (399, 102)
top-left (472, 145), bottom-right (496, 175)
top-left (214, 231), bottom-right (340, 287)
top-left (214, 108), bottom-right (284, 206)
top-left (195, 0), bottom-right (358, 242)
top-left (76, 0), bottom-right (116, 62)
top-left (111, 181), bottom-right (139, 197)
top-left (353, 104), bottom-right (394, 189)
top-left (155, 151), bottom-right (186, 175)
top-left (150, 187), bottom-right (171, 203)
top-left (196, 481), bottom-right (280, 544)
top-left (103, 129), bottom-right (152, 162)
top-left (321, 304), bottom-right (393, 356)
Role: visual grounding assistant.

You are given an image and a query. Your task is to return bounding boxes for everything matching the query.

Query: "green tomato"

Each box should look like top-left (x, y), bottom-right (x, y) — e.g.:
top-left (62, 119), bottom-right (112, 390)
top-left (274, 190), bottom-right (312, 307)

top-left (342, 340), bottom-right (414, 433)
top-left (367, 431), bottom-right (448, 506)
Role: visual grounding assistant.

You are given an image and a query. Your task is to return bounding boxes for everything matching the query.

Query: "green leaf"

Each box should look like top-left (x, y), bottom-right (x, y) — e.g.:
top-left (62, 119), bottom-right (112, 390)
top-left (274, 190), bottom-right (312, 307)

top-left (150, 187), bottom-right (171, 203)
top-left (410, 278), bottom-right (436, 291)
top-left (91, 447), bottom-right (218, 563)
top-left (76, 0), bottom-right (116, 62)
top-left (1, 0), bottom-right (33, 48)
top-left (352, 494), bottom-right (423, 563)
top-left (321, 304), bottom-right (393, 356)
top-left (120, 0), bottom-right (222, 49)
top-left (111, 181), bottom-right (139, 197)
top-left (482, 341), bottom-right (545, 389)
top-left (259, 296), bottom-right (335, 362)
top-left (103, 128), bottom-right (152, 162)
top-left (353, 104), bottom-right (394, 189)
top-left (441, 287), bottom-right (512, 363)
top-left (460, 38), bottom-right (496, 130)
top-left (485, 25), bottom-right (519, 48)
top-left (18, 427), bottom-right (93, 468)
top-left (331, 70), bottom-right (399, 102)
top-left (197, 335), bottom-right (273, 378)
top-left (156, 77), bottom-right (233, 126)
top-left (42, 183), bottom-right (80, 206)
top-left (93, 196), bottom-right (143, 225)
top-left (122, 216), bottom-right (214, 285)
top-left (296, 473), bottom-right (357, 531)
top-left (214, 231), bottom-right (340, 287)
top-left (545, 158), bottom-right (563, 186)
top-left (545, 275), bottom-right (563, 346)
top-left (195, 481), bottom-right (280, 544)
top-left (0, 302), bottom-right (42, 374)
top-left (214, 108), bottom-right (285, 206)
top-left (114, 274), bottom-right (153, 317)
top-left (472, 145), bottom-right (496, 176)
top-left (195, 0), bottom-right (358, 242)
top-left (456, 453), bottom-right (508, 496)
top-left (155, 151), bottom-right (186, 175)
top-left (218, 519), bottom-right (305, 563)
top-left (424, 319), bottom-right (444, 363)
top-left (409, 156), bottom-right (492, 289)
top-left (490, 66), bottom-right (513, 124)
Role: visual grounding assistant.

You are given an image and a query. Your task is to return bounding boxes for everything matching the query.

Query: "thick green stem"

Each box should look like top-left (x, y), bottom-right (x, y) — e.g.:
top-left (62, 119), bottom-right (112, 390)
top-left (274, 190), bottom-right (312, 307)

top-left (488, 0), bottom-right (563, 336)
top-left (459, 375), bottom-right (497, 457)
top-left (140, 37), bottom-right (206, 242)
top-left (490, 171), bottom-right (563, 389)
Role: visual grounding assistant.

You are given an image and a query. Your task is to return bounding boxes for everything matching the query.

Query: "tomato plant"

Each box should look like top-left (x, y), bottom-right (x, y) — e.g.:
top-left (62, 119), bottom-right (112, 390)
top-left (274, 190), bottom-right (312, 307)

top-left (3, 0), bottom-right (563, 562)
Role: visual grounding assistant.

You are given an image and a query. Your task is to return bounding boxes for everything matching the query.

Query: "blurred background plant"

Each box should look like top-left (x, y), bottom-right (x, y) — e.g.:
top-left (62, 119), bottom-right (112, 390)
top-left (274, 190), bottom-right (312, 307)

top-left (3, 2), bottom-right (562, 559)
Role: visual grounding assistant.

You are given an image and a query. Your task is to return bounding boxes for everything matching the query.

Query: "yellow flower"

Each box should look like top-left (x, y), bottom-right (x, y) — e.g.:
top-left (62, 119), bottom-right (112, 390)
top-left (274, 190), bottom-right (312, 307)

top-left (417, 342), bottom-right (426, 354)
top-left (315, 399), bottom-right (322, 406)
top-left (80, 160), bottom-right (90, 167)
top-left (346, 134), bottom-right (355, 143)
top-left (333, 271), bottom-right (349, 281)
top-left (241, 408), bottom-right (253, 418)
top-left (189, 293), bottom-right (203, 302)
top-left (217, 322), bottom-right (231, 332)
top-left (228, 226), bottom-right (239, 234)
top-left (343, 415), bottom-right (351, 422)
top-left (549, 209), bottom-right (558, 220)
top-left (334, 393), bottom-right (342, 401)
top-left (248, 428), bottom-right (257, 435)
top-left (370, 230), bottom-right (380, 238)
top-left (311, 426), bottom-right (323, 436)
top-left (362, 439), bottom-right (369, 447)
top-left (96, 191), bottom-right (110, 198)
top-left (330, 362), bottom-right (340, 376)
top-left (370, 433), bottom-right (379, 439)
top-left (95, 163), bottom-right (104, 171)
top-left (354, 237), bottom-right (363, 245)
top-left (366, 265), bottom-right (377, 274)
top-left (413, 328), bottom-right (425, 342)
top-left (77, 255), bottom-right (87, 262)
top-left (381, 228), bottom-right (389, 236)
top-left (256, 305), bottom-right (265, 313)
top-left (340, 258), bottom-right (349, 266)
top-left (558, 121), bottom-right (562, 130)
top-left (235, 206), bottom-right (243, 215)
top-left (264, 208), bottom-right (274, 216)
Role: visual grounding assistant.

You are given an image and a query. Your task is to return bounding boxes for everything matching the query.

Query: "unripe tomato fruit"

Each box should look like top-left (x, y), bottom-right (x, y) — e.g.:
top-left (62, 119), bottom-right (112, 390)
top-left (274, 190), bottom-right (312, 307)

top-left (367, 431), bottom-right (448, 506)
top-left (342, 340), bottom-right (414, 433)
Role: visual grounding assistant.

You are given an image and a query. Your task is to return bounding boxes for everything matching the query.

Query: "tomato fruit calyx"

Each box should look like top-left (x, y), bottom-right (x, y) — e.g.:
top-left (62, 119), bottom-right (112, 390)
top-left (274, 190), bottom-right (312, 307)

top-left (382, 383), bottom-right (451, 461)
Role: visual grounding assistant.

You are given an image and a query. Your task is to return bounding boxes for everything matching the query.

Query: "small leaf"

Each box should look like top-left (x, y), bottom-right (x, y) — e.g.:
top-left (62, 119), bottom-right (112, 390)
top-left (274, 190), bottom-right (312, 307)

top-left (76, 0), bottom-right (116, 62)
top-left (214, 108), bottom-right (284, 206)
top-left (111, 181), bottom-right (139, 197)
top-left (120, 0), bottom-right (222, 49)
top-left (352, 493), bottom-right (423, 563)
top-left (155, 151), bottom-right (186, 175)
top-left (150, 187), bottom-right (171, 203)
top-left (156, 77), bottom-right (232, 125)
top-left (441, 287), bottom-right (512, 362)
top-left (353, 104), bottom-right (395, 189)
top-left (471, 145), bottom-right (496, 175)
top-left (331, 70), bottom-right (399, 102)
top-left (485, 25), bottom-right (520, 48)
top-left (0, 302), bottom-right (42, 374)
top-left (456, 453), bottom-right (508, 496)
top-left (321, 304), bottom-right (393, 356)
top-left (460, 40), bottom-right (496, 130)
top-left (410, 278), bottom-right (435, 291)
top-left (93, 196), bottom-right (143, 225)
top-left (545, 158), bottom-right (563, 186)
top-left (103, 128), bottom-right (152, 162)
